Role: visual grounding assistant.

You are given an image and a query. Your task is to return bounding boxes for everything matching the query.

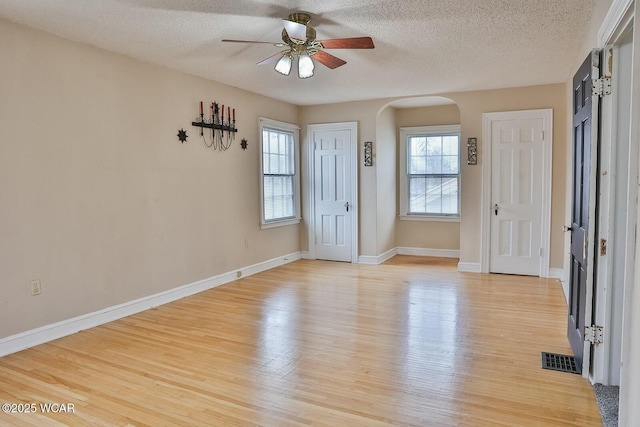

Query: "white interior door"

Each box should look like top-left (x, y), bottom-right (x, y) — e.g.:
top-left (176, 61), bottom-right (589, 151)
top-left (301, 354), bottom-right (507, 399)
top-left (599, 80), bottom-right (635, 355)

top-left (312, 127), bottom-right (354, 262)
top-left (489, 114), bottom-right (547, 275)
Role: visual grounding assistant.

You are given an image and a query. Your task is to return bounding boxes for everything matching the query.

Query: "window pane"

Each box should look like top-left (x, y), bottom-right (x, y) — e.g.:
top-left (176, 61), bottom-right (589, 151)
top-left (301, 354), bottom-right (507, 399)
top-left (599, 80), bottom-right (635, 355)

top-left (426, 155), bottom-right (442, 174)
top-left (408, 176), bottom-right (459, 215)
top-left (442, 155), bottom-right (459, 174)
top-left (410, 156), bottom-right (426, 174)
top-left (408, 137), bottom-right (427, 174)
top-left (409, 177), bottom-right (427, 213)
top-left (263, 128), bottom-right (294, 175)
top-left (427, 136), bottom-right (442, 155)
top-left (424, 136), bottom-right (440, 174)
top-left (442, 136), bottom-right (459, 155)
top-left (441, 177), bottom-right (459, 214)
top-left (264, 176), bottom-right (294, 221)
top-left (409, 137), bottom-right (426, 155)
top-left (426, 177), bottom-right (443, 213)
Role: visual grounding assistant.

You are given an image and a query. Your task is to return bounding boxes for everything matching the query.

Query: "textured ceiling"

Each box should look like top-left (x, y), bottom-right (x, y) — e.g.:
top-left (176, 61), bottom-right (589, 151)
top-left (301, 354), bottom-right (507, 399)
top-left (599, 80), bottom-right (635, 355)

top-left (0, 0), bottom-right (597, 106)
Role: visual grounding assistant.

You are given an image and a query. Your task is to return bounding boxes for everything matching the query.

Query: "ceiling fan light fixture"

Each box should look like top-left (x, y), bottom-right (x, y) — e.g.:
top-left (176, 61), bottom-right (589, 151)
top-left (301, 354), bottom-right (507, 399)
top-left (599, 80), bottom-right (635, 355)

top-left (298, 52), bottom-right (315, 79)
top-left (275, 52), bottom-right (293, 75)
top-left (222, 12), bottom-right (375, 79)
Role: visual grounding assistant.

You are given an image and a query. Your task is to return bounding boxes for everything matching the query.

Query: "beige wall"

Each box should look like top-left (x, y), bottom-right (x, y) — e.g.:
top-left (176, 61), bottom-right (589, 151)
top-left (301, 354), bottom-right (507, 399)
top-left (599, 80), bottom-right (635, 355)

top-left (301, 86), bottom-right (567, 269)
top-left (375, 107), bottom-right (397, 255)
top-left (443, 85), bottom-right (568, 268)
top-left (0, 19), bottom-right (299, 338)
top-left (299, 100), bottom-right (389, 257)
top-left (395, 104), bottom-right (461, 251)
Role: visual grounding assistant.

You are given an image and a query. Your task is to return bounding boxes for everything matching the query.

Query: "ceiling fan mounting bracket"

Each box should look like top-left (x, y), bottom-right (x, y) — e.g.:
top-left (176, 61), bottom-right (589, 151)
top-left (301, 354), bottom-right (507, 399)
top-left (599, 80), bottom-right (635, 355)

top-left (281, 28), bottom-right (316, 46)
top-left (287, 12), bottom-right (312, 26)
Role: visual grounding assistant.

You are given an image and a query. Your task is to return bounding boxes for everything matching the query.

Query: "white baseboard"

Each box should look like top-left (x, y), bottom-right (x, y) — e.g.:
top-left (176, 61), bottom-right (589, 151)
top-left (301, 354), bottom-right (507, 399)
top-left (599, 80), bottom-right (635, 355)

top-left (561, 281), bottom-right (569, 305)
top-left (555, 267), bottom-right (569, 304)
top-left (548, 268), bottom-right (568, 304)
top-left (397, 247), bottom-right (460, 258)
top-left (455, 264), bottom-right (564, 277)
top-left (458, 262), bottom-right (481, 273)
top-left (548, 268), bottom-right (564, 280)
top-left (357, 256), bottom-right (377, 264)
top-left (300, 251), bottom-right (311, 259)
top-left (358, 247), bottom-right (460, 265)
top-left (242, 252), bottom-right (301, 277)
top-left (0, 252), bottom-right (302, 357)
top-left (358, 248), bottom-right (398, 265)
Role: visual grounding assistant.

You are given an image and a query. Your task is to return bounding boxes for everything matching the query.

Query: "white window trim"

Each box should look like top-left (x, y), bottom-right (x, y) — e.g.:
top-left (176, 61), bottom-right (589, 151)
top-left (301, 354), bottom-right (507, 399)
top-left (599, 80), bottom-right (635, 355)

top-left (399, 124), bottom-right (461, 221)
top-left (259, 117), bottom-right (301, 229)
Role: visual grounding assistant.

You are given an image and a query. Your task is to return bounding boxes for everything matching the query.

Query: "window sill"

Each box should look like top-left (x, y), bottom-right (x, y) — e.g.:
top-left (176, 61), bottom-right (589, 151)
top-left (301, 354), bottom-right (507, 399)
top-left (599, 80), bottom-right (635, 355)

top-left (260, 217), bottom-right (301, 230)
top-left (399, 215), bottom-right (460, 223)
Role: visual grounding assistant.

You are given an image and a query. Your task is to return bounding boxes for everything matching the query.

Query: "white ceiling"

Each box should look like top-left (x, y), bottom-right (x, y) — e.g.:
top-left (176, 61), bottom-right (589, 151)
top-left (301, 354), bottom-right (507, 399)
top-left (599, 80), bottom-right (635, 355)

top-left (0, 0), bottom-right (597, 106)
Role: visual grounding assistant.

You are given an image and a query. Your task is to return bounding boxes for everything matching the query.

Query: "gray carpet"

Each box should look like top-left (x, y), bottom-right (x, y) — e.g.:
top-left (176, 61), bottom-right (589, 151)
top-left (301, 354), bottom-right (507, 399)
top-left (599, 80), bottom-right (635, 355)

top-left (594, 384), bottom-right (619, 427)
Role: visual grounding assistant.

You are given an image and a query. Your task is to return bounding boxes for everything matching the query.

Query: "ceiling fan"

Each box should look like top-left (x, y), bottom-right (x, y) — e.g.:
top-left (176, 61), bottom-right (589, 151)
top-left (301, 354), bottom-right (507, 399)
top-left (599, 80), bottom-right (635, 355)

top-left (222, 12), bottom-right (374, 79)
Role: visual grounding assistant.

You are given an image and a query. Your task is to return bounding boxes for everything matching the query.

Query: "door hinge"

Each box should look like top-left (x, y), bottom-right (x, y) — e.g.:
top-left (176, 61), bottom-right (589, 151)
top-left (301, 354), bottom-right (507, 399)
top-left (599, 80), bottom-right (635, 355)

top-left (584, 325), bottom-right (603, 345)
top-left (592, 77), bottom-right (612, 97)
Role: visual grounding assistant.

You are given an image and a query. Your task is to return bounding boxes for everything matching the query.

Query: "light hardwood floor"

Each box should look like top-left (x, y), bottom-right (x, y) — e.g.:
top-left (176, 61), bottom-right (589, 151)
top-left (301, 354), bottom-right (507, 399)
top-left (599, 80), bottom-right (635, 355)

top-left (0, 257), bottom-right (602, 426)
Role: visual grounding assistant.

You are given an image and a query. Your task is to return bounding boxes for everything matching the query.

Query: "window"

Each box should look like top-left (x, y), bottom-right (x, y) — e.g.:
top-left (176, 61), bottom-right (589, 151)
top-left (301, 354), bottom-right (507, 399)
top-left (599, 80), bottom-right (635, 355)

top-left (399, 125), bottom-right (461, 220)
top-left (259, 118), bottom-right (301, 228)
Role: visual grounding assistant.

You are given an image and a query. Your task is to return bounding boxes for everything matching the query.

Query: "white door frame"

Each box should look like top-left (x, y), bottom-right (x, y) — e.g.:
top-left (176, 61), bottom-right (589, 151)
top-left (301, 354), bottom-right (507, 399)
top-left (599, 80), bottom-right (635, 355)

top-left (593, 10), bottom-right (635, 386)
top-left (306, 122), bottom-right (359, 262)
top-left (594, 1), bottom-right (640, 424)
top-left (480, 109), bottom-right (553, 277)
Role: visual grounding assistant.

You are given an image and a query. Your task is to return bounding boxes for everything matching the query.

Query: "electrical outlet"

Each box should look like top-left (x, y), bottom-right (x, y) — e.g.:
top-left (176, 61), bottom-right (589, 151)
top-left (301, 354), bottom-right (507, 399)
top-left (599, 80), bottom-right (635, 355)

top-left (31, 279), bottom-right (42, 296)
top-left (244, 237), bottom-right (249, 248)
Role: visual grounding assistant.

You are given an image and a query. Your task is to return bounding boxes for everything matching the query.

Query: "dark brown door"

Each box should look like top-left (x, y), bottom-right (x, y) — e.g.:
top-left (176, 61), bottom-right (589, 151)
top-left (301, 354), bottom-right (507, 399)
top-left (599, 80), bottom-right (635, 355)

top-left (568, 51), bottom-right (598, 370)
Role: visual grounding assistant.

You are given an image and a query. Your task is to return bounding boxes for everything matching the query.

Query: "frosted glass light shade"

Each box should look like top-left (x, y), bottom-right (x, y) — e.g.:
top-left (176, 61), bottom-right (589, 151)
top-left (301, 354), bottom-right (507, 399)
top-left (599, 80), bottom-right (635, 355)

top-left (298, 52), bottom-right (314, 78)
top-left (275, 54), bottom-right (293, 75)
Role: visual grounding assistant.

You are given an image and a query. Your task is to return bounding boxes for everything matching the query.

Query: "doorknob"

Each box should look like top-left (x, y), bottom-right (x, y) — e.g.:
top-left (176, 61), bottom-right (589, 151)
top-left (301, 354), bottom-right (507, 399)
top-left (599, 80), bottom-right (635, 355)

top-left (345, 202), bottom-right (350, 212)
top-left (494, 204), bottom-right (499, 216)
top-left (563, 225), bottom-right (573, 232)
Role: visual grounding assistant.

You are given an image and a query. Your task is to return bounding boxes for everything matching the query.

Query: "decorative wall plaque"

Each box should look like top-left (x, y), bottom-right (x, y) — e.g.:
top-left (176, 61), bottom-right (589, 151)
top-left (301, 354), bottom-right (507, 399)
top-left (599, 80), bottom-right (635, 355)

top-left (467, 138), bottom-right (478, 165)
top-left (364, 141), bottom-right (373, 166)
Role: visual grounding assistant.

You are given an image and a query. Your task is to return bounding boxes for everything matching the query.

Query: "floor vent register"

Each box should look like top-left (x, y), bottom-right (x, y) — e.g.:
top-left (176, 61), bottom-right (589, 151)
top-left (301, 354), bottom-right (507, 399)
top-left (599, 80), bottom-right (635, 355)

top-left (541, 352), bottom-right (580, 374)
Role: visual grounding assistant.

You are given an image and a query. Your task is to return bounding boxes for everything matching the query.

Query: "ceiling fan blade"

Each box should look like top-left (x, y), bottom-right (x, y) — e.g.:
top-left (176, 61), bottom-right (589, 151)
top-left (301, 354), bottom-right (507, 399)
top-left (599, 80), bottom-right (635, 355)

top-left (282, 19), bottom-right (308, 42)
top-left (222, 39), bottom-right (286, 47)
top-left (257, 51), bottom-right (286, 65)
top-left (319, 37), bottom-right (375, 49)
top-left (312, 50), bottom-right (347, 69)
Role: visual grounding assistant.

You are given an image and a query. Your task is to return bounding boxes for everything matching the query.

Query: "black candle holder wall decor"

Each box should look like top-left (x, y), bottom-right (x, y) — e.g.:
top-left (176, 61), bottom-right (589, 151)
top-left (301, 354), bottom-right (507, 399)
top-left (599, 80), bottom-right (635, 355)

top-left (192, 101), bottom-right (238, 151)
